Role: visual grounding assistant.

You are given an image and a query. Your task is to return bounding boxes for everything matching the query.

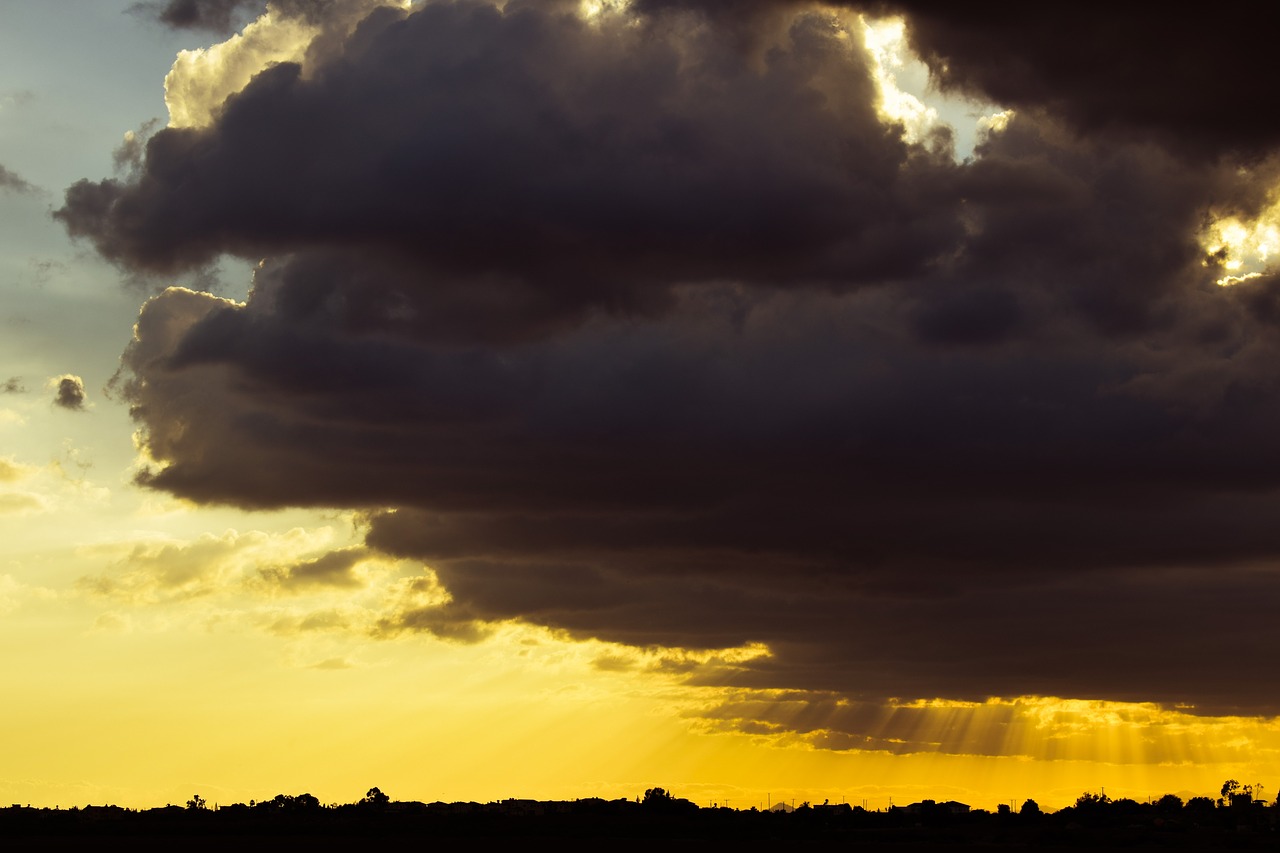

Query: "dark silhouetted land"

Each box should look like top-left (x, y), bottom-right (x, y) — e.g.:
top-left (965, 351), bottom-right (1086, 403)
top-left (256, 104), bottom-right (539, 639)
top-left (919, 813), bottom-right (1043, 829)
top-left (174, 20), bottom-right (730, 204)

top-left (5, 786), bottom-right (1280, 850)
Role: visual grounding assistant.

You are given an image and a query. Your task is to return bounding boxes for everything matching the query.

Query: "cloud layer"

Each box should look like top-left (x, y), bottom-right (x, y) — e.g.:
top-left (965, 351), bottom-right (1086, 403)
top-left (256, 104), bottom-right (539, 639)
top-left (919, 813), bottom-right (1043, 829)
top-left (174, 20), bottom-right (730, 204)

top-left (60, 1), bottom-right (1280, 718)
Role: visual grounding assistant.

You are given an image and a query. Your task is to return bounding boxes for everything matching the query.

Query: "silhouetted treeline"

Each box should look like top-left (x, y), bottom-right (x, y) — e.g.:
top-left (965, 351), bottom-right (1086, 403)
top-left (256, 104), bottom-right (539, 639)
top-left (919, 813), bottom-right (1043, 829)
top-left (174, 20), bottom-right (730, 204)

top-left (5, 785), bottom-right (1280, 851)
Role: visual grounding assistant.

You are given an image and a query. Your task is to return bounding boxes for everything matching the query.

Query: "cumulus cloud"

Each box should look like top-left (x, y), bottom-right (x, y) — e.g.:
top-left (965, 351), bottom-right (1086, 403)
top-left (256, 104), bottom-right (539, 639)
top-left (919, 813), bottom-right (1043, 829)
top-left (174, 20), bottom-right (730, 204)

top-left (59, 1), bottom-right (954, 303)
top-left (161, 8), bottom-right (320, 128)
top-left (57, 0), bottom-right (1280, 732)
top-left (49, 375), bottom-right (87, 411)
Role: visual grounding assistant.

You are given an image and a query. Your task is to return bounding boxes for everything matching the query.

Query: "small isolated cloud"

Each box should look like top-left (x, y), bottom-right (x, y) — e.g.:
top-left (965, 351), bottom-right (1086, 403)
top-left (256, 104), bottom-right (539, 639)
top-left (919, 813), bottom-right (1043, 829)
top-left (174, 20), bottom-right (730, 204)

top-left (49, 375), bottom-right (87, 411)
top-left (0, 164), bottom-right (35, 195)
top-left (2, 378), bottom-right (26, 394)
top-left (129, 0), bottom-right (264, 33)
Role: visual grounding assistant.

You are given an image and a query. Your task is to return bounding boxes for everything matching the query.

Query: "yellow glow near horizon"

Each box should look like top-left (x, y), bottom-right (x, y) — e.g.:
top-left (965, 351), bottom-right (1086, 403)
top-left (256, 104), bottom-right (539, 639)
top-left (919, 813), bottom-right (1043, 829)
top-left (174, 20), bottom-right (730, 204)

top-left (3, 531), bottom-right (1278, 814)
top-left (682, 688), bottom-right (1280, 789)
top-left (4, 497), bottom-right (1276, 812)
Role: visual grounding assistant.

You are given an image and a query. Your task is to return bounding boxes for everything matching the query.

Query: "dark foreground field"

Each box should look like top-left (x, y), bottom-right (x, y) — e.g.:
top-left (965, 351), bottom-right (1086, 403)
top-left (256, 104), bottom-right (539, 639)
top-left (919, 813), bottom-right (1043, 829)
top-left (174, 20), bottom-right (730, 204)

top-left (4, 797), bottom-right (1280, 852)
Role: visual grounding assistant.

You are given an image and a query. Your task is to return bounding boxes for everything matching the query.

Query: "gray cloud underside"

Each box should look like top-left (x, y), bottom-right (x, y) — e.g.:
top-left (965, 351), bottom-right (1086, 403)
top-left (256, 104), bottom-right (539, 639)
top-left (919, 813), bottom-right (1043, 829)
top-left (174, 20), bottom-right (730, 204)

top-left (62, 1), bottom-right (1280, 715)
top-left (131, 0), bottom-right (262, 32)
top-left (134, 0), bottom-right (364, 32)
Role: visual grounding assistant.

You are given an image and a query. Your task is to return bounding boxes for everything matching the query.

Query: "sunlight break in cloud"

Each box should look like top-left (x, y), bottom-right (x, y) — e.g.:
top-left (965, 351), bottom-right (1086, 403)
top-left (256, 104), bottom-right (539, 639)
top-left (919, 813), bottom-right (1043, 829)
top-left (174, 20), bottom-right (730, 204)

top-left (860, 16), bottom-right (938, 145)
top-left (1202, 188), bottom-right (1280, 286)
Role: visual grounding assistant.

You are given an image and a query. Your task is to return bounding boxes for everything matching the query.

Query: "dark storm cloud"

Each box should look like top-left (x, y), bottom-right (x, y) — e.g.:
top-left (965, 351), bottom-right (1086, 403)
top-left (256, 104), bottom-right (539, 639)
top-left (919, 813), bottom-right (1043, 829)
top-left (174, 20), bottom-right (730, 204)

top-left (51, 375), bottom-right (87, 411)
top-left (892, 2), bottom-right (1280, 160)
top-left (64, 0), bottom-right (1280, 720)
top-left (639, 0), bottom-right (1280, 160)
top-left (58, 0), bottom-right (959, 312)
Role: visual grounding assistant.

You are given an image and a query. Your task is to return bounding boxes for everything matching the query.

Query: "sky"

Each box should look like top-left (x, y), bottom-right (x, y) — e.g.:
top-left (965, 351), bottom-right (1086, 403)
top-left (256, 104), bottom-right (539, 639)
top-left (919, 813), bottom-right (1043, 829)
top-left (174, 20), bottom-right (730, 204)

top-left (4, 0), bottom-right (1280, 812)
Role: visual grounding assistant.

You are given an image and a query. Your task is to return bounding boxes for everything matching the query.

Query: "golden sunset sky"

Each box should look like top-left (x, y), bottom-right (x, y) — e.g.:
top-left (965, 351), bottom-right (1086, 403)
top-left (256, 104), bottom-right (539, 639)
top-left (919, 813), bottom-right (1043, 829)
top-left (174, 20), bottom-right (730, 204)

top-left (4, 0), bottom-right (1280, 811)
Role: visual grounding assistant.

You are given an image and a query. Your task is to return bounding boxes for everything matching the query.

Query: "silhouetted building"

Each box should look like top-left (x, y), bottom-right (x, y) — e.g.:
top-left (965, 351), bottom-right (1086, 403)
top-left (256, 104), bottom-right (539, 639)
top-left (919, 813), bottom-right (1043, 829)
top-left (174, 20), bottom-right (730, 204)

top-left (899, 799), bottom-right (970, 816)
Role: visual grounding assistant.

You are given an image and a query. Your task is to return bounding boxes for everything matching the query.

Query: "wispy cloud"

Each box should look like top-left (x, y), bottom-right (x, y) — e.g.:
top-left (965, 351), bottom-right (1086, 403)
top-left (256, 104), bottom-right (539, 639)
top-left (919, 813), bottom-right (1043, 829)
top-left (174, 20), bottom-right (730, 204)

top-left (0, 164), bottom-right (36, 195)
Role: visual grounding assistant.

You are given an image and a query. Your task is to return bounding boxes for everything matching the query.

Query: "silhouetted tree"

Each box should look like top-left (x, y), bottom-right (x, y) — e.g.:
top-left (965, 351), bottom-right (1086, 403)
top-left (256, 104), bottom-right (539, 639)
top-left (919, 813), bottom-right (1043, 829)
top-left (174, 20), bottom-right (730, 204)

top-left (1019, 799), bottom-right (1040, 817)
top-left (295, 793), bottom-right (321, 810)
top-left (639, 787), bottom-right (696, 815)
top-left (361, 787), bottom-right (390, 807)
top-left (1156, 793), bottom-right (1182, 813)
top-left (1222, 779), bottom-right (1253, 809)
top-left (185, 794), bottom-right (206, 811)
top-left (642, 787), bottom-right (672, 805)
top-left (1073, 791), bottom-right (1110, 810)
top-left (1185, 796), bottom-right (1215, 815)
